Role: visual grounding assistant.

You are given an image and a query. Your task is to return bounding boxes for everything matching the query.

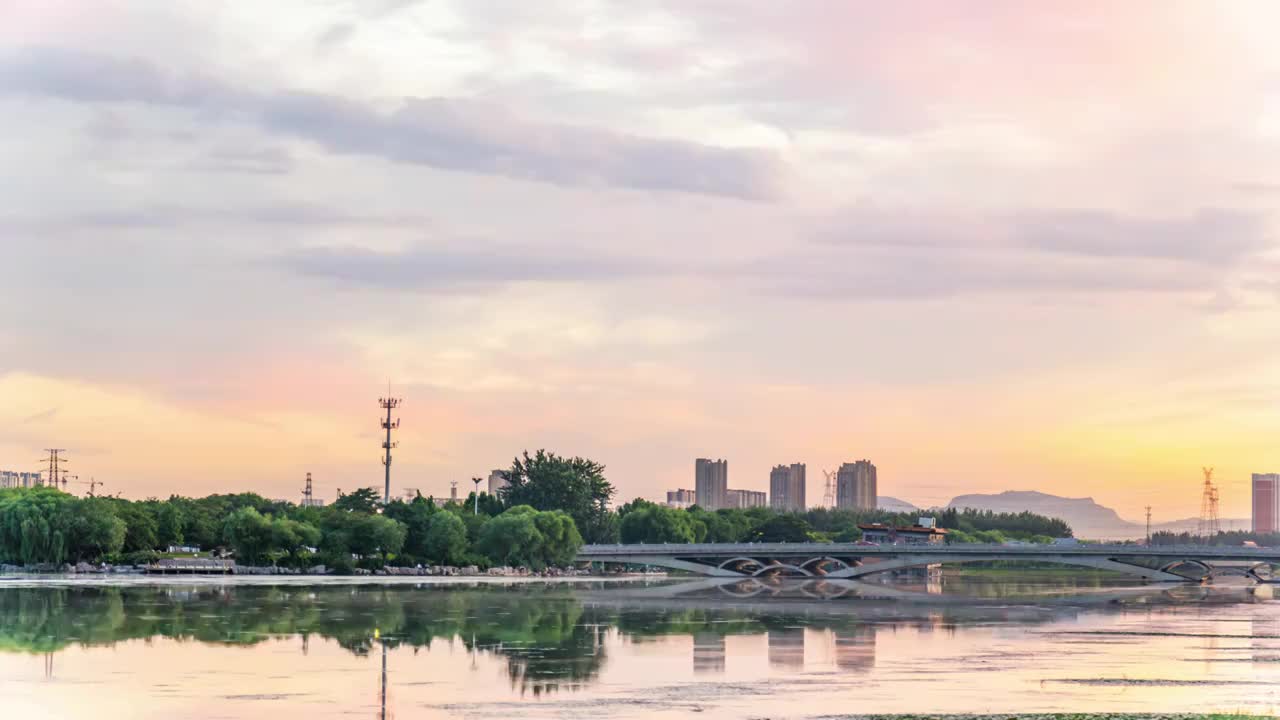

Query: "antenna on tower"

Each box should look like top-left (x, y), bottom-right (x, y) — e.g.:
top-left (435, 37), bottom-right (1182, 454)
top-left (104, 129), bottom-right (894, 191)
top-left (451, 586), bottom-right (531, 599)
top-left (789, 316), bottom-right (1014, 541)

top-left (379, 385), bottom-right (401, 505)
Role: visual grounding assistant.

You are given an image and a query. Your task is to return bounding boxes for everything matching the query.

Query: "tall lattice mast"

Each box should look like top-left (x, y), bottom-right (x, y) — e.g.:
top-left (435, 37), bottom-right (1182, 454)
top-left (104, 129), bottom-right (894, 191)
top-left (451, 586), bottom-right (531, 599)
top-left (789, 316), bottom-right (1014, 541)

top-left (379, 388), bottom-right (401, 505)
top-left (1197, 467), bottom-right (1220, 539)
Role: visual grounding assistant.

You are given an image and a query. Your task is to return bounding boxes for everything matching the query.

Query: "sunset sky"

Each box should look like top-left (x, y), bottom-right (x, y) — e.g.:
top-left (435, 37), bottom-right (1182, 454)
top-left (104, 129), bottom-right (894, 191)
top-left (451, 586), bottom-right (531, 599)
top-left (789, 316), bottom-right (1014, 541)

top-left (2, 1), bottom-right (1278, 522)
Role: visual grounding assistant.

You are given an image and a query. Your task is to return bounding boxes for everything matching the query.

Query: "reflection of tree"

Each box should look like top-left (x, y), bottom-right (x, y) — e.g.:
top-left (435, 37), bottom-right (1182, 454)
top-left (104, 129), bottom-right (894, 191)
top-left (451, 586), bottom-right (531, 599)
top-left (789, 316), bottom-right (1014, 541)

top-left (0, 581), bottom-right (1199, 694)
top-left (0, 586), bottom-right (614, 695)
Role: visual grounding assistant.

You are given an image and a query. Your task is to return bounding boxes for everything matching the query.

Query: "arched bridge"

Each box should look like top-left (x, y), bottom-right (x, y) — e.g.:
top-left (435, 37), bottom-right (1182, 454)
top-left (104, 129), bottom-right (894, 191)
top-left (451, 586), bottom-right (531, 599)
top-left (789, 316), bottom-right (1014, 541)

top-left (577, 542), bottom-right (1280, 583)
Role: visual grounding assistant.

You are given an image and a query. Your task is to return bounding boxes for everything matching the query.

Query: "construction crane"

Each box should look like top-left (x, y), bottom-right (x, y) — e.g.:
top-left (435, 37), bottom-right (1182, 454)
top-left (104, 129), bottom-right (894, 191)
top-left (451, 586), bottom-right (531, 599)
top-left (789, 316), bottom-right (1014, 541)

top-left (72, 477), bottom-right (103, 497)
top-left (60, 474), bottom-right (79, 492)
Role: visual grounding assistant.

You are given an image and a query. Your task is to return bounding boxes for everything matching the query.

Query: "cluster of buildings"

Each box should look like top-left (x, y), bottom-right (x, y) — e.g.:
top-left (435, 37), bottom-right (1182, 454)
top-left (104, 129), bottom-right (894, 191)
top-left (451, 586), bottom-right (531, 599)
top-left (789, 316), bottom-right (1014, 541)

top-left (665, 458), bottom-right (879, 512)
top-left (0, 470), bottom-right (43, 489)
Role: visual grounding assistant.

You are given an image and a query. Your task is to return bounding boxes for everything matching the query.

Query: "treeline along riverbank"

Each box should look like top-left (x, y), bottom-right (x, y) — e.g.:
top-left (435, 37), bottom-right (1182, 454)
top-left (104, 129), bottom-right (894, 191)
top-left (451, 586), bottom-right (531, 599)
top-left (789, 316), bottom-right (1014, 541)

top-left (0, 449), bottom-right (1074, 574)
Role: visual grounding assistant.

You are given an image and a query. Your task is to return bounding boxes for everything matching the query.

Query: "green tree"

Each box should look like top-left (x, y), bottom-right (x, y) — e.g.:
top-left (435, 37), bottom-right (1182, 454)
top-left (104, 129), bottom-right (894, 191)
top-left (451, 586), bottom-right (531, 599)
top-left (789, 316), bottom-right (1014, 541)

top-left (67, 497), bottom-right (126, 561)
top-left (107, 501), bottom-right (159, 553)
top-left (748, 514), bottom-right (814, 543)
top-left (346, 514), bottom-right (406, 560)
top-left (619, 504), bottom-right (702, 544)
top-left (333, 487), bottom-right (382, 514)
top-left (424, 512), bottom-right (468, 565)
top-left (223, 507), bottom-right (273, 564)
top-left (502, 450), bottom-right (616, 543)
top-left (477, 509), bottom-right (543, 568)
top-left (385, 496), bottom-right (436, 561)
top-left (154, 502), bottom-right (185, 547)
top-left (477, 506), bottom-right (582, 569)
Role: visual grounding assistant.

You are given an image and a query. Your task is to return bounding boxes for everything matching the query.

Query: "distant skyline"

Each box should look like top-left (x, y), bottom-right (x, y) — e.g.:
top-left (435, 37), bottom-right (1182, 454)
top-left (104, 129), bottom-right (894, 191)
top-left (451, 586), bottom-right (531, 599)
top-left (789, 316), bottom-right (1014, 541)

top-left (2, 1), bottom-right (1278, 520)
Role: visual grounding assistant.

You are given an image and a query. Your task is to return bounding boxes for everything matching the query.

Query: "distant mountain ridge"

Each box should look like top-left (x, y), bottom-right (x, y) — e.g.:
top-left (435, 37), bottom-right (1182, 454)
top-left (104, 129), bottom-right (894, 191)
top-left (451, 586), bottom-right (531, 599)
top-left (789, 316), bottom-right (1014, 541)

top-left (877, 496), bottom-right (919, 513)
top-left (943, 490), bottom-right (1248, 539)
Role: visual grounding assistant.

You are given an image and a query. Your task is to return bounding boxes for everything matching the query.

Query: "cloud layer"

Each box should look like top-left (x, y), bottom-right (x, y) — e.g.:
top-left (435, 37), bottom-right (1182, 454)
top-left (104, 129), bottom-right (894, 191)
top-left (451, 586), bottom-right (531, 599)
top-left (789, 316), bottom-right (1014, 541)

top-left (1, 1), bottom-right (1278, 519)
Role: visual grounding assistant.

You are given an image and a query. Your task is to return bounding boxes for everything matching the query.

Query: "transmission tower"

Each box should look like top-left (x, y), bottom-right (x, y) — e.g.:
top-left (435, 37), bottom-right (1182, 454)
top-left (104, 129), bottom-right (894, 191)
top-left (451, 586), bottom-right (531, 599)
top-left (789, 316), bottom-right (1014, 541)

top-left (1197, 467), bottom-right (1221, 539)
top-left (302, 472), bottom-right (314, 507)
top-left (822, 469), bottom-right (837, 508)
top-left (42, 449), bottom-right (66, 488)
top-left (379, 390), bottom-right (401, 505)
top-left (1208, 486), bottom-right (1221, 537)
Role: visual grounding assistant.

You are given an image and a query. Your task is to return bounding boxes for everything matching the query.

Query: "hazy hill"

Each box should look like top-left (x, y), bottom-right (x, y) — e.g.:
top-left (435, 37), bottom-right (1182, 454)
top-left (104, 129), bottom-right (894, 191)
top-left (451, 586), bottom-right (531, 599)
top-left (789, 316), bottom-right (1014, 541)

top-left (944, 490), bottom-right (1248, 539)
top-left (877, 496), bottom-right (920, 513)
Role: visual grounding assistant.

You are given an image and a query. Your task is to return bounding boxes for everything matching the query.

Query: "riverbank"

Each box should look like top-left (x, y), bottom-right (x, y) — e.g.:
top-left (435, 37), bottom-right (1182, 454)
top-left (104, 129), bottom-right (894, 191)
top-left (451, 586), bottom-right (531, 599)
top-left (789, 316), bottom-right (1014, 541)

top-left (1, 561), bottom-right (623, 578)
top-left (825, 715), bottom-right (1270, 720)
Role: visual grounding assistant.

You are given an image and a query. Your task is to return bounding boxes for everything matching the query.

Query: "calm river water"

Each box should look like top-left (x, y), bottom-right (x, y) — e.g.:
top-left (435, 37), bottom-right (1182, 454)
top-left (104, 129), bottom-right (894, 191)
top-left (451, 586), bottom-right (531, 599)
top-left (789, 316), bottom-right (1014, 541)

top-left (0, 574), bottom-right (1277, 718)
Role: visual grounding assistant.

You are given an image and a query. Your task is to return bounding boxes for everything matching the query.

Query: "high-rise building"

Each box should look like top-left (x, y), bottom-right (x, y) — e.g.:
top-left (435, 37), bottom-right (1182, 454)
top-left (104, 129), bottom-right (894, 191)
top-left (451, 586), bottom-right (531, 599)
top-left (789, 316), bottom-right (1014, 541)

top-left (769, 463), bottom-right (806, 511)
top-left (695, 458), bottom-right (728, 510)
top-left (487, 469), bottom-right (509, 496)
top-left (726, 488), bottom-right (767, 509)
top-left (1253, 473), bottom-right (1280, 534)
top-left (837, 460), bottom-right (877, 510)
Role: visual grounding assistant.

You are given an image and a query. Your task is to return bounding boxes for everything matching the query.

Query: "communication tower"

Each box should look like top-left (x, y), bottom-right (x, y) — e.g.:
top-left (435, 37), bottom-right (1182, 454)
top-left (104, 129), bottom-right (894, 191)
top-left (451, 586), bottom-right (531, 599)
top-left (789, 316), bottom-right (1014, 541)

top-left (1144, 506), bottom-right (1152, 545)
top-left (302, 472), bottom-right (314, 506)
top-left (379, 389), bottom-right (401, 505)
top-left (450, 480), bottom-right (458, 501)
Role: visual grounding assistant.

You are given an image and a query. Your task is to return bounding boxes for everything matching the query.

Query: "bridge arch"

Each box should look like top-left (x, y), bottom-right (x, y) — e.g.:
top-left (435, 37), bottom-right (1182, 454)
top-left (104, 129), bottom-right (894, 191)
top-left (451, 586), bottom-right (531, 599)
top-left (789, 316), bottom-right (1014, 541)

top-left (1158, 559), bottom-right (1212, 581)
top-left (751, 562), bottom-right (814, 578)
top-left (799, 556), bottom-right (853, 574)
top-left (717, 557), bottom-right (766, 574)
top-left (825, 554), bottom-right (1193, 582)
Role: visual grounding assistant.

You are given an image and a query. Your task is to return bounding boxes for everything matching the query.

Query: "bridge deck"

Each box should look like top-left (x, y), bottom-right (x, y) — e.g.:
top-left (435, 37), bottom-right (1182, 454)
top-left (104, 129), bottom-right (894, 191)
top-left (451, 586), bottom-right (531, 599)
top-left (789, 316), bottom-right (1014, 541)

top-left (578, 542), bottom-right (1280, 562)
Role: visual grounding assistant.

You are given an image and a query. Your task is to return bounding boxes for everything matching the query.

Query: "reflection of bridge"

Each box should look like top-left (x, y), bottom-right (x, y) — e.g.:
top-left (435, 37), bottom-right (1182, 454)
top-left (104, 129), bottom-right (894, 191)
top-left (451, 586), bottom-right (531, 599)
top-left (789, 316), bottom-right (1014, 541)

top-left (578, 543), bottom-right (1280, 583)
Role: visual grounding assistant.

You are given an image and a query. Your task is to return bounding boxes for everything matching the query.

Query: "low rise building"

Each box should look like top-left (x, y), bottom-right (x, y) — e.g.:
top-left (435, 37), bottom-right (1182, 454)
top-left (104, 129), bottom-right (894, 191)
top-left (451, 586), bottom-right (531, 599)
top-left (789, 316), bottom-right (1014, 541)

top-left (726, 488), bottom-right (767, 509)
top-left (857, 517), bottom-right (947, 545)
top-left (665, 488), bottom-right (697, 508)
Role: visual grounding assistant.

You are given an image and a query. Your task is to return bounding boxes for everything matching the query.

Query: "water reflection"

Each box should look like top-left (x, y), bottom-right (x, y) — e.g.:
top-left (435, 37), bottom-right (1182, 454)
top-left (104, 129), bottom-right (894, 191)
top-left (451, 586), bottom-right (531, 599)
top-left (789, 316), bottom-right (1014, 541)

top-left (0, 578), bottom-right (1275, 717)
